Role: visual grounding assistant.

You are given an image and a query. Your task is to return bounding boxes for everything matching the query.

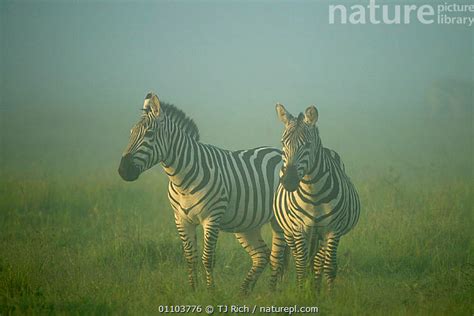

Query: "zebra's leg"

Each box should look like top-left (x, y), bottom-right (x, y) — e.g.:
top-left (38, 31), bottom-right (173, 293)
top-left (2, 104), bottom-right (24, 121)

top-left (293, 230), bottom-right (309, 289)
top-left (308, 228), bottom-right (320, 262)
top-left (313, 242), bottom-right (326, 293)
top-left (235, 228), bottom-right (270, 294)
top-left (269, 218), bottom-right (288, 291)
top-left (174, 214), bottom-right (198, 290)
top-left (284, 234), bottom-right (297, 269)
top-left (284, 233), bottom-right (306, 289)
top-left (202, 217), bottom-right (221, 289)
top-left (323, 232), bottom-right (341, 291)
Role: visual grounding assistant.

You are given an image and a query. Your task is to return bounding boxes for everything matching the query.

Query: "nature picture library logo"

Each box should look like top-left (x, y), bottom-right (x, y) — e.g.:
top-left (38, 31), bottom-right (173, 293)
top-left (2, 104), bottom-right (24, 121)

top-left (329, 0), bottom-right (474, 26)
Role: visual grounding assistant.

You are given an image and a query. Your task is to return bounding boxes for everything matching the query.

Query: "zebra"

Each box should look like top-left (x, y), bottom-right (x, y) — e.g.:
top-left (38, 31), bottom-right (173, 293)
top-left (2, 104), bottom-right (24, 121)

top-left (273, 103), bottom-right (360, 291)
top-left (118, 92), bottom-right (288, 293)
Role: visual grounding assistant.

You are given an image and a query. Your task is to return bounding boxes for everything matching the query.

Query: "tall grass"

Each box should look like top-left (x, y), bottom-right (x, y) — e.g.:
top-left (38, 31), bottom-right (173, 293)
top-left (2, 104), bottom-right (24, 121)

top-left (0, 169), bottom-right (472, 315)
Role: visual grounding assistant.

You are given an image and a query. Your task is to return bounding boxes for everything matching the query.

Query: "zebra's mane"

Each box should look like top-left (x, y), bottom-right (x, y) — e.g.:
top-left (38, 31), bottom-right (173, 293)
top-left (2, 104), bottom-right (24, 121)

top-left (160, 102), bottom-right (200, 141)
top-left (286, 114), bottom-right (320, 136)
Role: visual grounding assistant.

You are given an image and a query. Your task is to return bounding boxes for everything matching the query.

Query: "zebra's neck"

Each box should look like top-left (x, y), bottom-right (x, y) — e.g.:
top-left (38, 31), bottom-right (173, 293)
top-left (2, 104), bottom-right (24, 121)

top-left (160, 130), bottom-right (212, 195)
top-left (301, 133), bottom-right (328, 187)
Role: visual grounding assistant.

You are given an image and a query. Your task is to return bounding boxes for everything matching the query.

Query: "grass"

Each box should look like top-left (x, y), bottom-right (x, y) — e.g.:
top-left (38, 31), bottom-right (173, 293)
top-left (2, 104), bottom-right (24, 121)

top-left (0, 168), bottom-right (472, 315)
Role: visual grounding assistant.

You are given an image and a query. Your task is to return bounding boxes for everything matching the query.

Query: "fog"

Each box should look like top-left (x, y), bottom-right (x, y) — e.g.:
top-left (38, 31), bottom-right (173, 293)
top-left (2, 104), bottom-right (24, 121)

top-left (1, 1), bottom-right (472, 183)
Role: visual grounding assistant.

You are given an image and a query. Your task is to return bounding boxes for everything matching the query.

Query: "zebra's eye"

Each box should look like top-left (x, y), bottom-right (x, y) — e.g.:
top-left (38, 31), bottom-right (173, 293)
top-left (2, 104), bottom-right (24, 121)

top-left (144, 130), bottom-right (154, 138)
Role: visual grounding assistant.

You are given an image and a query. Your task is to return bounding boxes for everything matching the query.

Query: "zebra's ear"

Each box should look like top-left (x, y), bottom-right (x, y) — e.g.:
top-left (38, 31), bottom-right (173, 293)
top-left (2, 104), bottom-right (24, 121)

top-left (143, 92), bottom-right (161, 116)
top-left (304, 105), bottom-right (318, 125)
top-left (150, 94), bottom-right (161, 117)
top-left (276, 103), bottom-right (292, 125)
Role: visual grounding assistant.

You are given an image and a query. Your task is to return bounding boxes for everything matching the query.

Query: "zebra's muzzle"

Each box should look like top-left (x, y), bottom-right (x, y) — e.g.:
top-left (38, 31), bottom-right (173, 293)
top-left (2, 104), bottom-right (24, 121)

top-left (280, 165), bottom-right (299, 192)
top-left (118, 154), bottom-right (140, 181)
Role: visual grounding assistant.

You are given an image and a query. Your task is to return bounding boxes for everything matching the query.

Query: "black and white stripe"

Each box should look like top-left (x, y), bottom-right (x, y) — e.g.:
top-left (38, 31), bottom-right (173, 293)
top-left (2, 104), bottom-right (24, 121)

top-left (118, 92), bottom-right (288, 293)
top-left (273, 103), bottom-right (360, 291)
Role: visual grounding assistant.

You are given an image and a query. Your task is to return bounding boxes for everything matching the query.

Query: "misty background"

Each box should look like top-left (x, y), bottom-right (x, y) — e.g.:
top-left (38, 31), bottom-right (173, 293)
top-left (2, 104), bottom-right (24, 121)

top-left (1, 1), bottom-right (472, 183)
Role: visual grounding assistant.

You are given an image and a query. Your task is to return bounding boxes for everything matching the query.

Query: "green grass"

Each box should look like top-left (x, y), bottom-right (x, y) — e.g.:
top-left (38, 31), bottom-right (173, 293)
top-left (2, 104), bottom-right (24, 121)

top-left (0, 170), bottom-right (472, 315)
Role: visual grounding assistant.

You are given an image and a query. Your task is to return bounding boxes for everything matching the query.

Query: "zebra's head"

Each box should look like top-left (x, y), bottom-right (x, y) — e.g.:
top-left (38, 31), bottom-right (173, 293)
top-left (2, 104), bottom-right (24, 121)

top-left (276, 103), bottom-right (319, 192)
top-left (118, 92), bottom-right (168, 181)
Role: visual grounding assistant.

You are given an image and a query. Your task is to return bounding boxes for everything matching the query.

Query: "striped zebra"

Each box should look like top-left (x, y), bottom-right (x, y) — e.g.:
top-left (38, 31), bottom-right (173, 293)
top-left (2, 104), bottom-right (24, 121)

top-left (118, 92), bottom-right (288, 293)
top-left (273, 103), bottom-right (360, 291)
